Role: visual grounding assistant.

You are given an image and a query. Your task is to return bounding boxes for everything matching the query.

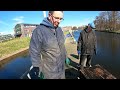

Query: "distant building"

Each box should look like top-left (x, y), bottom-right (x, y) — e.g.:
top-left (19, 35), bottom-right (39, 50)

top-left (14, 23), bottom-right (39, 37)
top-left (62, 26), bottom-right (72, 31)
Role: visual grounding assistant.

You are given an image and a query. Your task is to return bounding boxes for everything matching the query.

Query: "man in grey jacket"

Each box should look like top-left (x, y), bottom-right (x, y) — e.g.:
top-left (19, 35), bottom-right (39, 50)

top-left (29, 11), bottom-right (68, 79)
top-left (77, 23), bottom-right (97, 70)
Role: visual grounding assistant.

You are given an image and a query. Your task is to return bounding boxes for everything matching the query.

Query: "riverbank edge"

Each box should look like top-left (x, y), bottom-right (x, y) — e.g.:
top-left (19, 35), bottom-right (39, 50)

top-left (0, 47), bottom-right (29, 62)
top-left (95, 30), bottom-right (120, 34)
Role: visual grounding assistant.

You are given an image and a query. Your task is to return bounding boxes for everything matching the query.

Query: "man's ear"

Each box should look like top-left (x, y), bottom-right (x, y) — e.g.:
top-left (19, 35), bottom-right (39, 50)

top-left (48, 13), bottom-right (51, 19)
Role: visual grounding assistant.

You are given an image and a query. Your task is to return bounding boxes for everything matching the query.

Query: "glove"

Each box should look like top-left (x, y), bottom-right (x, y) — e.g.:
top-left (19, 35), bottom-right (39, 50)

top-left (94, 49), bottom-right (97, 55)
top-left (77, 50), bottom-right (81, 54)
top-left (65, 58), bottom-right (70, 65)
top-left (29, 67), bottom-right (39, 79)
top-left (77, 46), bottom-right (80, 51)
top-left (39, 72), bottom-right (44, 79)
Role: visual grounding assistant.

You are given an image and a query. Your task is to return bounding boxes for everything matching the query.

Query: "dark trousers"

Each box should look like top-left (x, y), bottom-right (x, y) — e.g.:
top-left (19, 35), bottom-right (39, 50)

top-left (79, 55), bottom-right (93, 67)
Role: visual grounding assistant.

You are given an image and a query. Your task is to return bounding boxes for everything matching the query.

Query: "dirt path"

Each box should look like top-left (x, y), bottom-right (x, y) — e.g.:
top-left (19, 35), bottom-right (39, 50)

top-left (65, 36), bottom-right (80, 79)
top-left (65, 37), bottom-right (79, 63)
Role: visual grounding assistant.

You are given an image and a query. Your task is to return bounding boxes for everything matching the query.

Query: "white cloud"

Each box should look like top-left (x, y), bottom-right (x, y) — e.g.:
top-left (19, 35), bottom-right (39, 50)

top-left (78, 18), bottom-right (94, 26)
top-left (0, 20), bottom-right (10, 26)
top-left (0, 31), bottom-right (14, 35)
top-left (0, 31), bottom-right (8, 35)
top-left (12, 16), bottom-right (24, 24)
top-left (0, 32), bottom-right (4, 35)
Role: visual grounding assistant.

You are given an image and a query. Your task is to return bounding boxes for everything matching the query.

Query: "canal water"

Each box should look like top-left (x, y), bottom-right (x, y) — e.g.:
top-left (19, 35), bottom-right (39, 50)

top-left (73, 30), bottom-right (120, 79)
top-left (0, 53), bottom-right (32, 79)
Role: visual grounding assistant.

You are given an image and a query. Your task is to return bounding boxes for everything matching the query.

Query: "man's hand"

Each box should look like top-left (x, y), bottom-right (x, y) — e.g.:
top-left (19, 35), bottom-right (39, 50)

top-left (29, 67), bottom-right (39, 79)
top-left (39, 72), bottom-right (44, 79)
top-left (94, 49), bottom-right (97, 55)
top-left (77, 46), bottom-right (80, 51)
top-left (77, 50), bottom-right (81, 55)
top-left (65, 58), bottom-right (70, 65)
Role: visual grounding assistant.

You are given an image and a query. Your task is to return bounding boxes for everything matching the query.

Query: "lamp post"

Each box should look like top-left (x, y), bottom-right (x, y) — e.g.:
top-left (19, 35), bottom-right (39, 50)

top-left (43, 11), bottom-right (46, 18)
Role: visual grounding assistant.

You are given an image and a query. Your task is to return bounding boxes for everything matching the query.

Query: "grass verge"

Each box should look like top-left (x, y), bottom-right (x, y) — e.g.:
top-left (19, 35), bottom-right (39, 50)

top-left (0, 37), bottom-right (30, 58)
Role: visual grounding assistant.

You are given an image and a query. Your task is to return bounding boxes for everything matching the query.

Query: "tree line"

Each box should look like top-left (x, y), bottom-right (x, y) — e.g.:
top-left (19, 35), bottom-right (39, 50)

top-left (94, 11), bottom-right (120, 32)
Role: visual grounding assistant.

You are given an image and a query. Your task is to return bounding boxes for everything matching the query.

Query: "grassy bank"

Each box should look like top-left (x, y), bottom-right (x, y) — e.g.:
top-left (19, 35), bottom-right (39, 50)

top-left (111, 30), bottom-right (120, 34)
top-left (0, 37), bottom-right (30, 58)
top-left (95, 30), bottom-right (120, 34)
top-left (63, 30), bottom-right (70, 35)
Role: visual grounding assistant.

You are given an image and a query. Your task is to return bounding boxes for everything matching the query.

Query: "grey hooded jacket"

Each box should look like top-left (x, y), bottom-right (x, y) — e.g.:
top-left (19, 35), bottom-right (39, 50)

top-left (29, 17), bottom-right (67, 79)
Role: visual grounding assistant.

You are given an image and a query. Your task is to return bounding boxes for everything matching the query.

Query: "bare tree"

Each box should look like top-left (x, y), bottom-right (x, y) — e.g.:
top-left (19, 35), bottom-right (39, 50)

top-left (94, 11), bottom-right (120, 32)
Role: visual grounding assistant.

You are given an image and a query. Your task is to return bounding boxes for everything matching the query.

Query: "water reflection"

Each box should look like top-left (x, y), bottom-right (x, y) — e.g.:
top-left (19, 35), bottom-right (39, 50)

top-left (93, 31), bottom-right (120, 78)
top-left (0, 52), bottom-right (31, 79)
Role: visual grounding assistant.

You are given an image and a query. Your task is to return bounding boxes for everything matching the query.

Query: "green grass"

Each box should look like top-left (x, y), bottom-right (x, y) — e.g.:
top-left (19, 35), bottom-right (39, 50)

top-left (96, 30), bottom-right (120, 34)
top-left (112, 30), bottom-right (120, 34)
top-left (0, 37), bottom-right (30, 58)
top-left (63, 30), bottom-right (70, 36)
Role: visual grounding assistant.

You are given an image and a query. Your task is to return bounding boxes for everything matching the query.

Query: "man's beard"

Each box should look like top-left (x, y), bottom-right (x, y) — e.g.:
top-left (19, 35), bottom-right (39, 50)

top-left (55, 21), bottom-right (59, 26)
top-left (54, 23), bottom-right (59, 28)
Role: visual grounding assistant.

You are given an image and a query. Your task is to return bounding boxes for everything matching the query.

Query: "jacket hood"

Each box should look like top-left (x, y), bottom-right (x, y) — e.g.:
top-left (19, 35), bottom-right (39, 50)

top-left (40, 17), bottom-right (54, 29)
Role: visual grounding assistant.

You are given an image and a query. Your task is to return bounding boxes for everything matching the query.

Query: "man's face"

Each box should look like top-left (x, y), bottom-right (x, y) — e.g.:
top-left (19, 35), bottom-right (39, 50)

top-left (87, 25), bottom-right (92, 32)
top-left (49, 11), bottom-right (64, 28)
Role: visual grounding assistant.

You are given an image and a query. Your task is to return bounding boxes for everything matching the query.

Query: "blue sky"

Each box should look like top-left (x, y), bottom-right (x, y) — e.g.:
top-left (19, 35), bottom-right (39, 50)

top-left (0, 11), bottom-right (101, 35)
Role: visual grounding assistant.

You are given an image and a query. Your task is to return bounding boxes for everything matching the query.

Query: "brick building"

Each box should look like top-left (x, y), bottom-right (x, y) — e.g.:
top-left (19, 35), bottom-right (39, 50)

top-left (14, 23), bottom-right (39, 37)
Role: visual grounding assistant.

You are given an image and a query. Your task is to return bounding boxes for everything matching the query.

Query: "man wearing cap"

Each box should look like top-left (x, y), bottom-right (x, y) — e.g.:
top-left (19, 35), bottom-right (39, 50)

top-left (77, 23), bottom-right (97, 70)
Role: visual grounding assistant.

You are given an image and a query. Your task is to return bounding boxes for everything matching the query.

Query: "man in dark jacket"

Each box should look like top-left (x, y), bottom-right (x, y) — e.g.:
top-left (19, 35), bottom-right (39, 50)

top-left (77, 23), bottom-right (97, 70)
top-left (29, 11), bottom-right (68, 79)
